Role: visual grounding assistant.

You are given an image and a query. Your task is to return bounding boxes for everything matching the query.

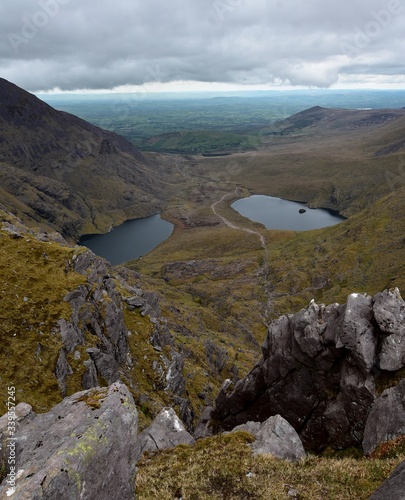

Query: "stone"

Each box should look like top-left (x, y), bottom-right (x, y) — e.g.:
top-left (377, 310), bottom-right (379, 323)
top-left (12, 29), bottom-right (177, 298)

top-left (363, 379), bottom-right (405, 456)
top-left (233, 415), bottom-right (306, 462)
top-left (87, 348), bottom-right (121, 385)
top-left (0, 383), bottom-right (138, 499)
top-left (374, 288), bottom-right (405, 371)
top-left (0, 403), bottom-right (34, 435)
top-left (54, 348), bottom-right (73, 397)
top-left (369, 460), bottom-right (405, 499)
top-left (82, 359), bottom-right (99, 390)
top-left (194, 406), bottom-right (215, 440)
top-left (134, 407), bottom-right (195, 462)
top-left (125, 296), bottom-right (145, 308)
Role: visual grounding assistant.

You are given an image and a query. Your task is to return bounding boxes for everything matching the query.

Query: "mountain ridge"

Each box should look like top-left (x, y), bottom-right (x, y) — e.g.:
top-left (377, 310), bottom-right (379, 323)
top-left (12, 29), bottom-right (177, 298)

top-left (0, 78), bottom-right (168, 238)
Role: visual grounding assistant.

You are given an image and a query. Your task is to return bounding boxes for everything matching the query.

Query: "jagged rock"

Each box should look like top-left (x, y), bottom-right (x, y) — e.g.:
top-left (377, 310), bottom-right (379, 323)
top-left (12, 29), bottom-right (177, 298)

top-left (54, 349), bottom-right (73, 397)
top-left (174, 396), bottom-right (195, 432)
top-left (164, 352), bottom-right (186, 396)
top-left (194, 406), bottom-right (215, 440)
top-left (141, 291), bottom-right (161, 319)
top-left (363, 379), bottom-right (405, 456)
top-left (0, 383), bottom-right (138, 499)
top-left (125, 296), bottom-right (146, 308)
top-left (87, 348), bottom-right (121, 385)
top-left (232, 414), bottom-right (306, 461)
top-left (211, 290), bottom-right (405, 452)
top-left (374, 288), bottom-right (405, 371)
top-left (205, 340), bottom-right (228, 374)
top-left (82, 359), bottom-right (99, 390)
top-left (134, 407), bottom-right (195, 461)
top-left (369, 460), bottom-right (405, 499)
top-left (57, 317), bottom-right (84, 353)
top-left (53, 249), bottom-right (130, 396)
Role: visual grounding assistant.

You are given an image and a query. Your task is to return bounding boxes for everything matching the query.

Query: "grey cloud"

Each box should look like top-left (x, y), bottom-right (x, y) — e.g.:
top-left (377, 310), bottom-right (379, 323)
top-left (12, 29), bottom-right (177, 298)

top-left (0, 0), bottom-right (404, 91)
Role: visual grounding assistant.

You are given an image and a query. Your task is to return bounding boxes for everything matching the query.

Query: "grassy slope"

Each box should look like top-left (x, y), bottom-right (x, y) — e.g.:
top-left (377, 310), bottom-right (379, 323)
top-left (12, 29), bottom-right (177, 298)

top-left (136, 432), bottom-right (405, 499)
top-left (0, 215), bottom-right (84, 412)
top-left (266, 186), bottom-right (405, 315)
top-left (190, 108), bottom-right (405, 217)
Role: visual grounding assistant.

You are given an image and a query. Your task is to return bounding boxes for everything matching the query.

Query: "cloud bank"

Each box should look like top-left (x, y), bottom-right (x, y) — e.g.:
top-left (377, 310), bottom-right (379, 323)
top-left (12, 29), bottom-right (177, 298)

top-left (0, 0), bottom-right (404, 92)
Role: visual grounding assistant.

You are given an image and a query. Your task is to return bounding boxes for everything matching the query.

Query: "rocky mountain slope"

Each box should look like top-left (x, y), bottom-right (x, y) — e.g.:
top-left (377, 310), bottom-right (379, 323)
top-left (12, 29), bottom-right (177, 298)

top-left (0, 207), bottom-right (260, 432)
top-left (0, 78), bottom-right (168, 238)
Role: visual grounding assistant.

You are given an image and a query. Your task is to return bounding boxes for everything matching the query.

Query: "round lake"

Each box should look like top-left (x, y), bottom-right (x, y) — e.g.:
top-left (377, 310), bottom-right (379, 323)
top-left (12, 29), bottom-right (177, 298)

top-left (79, 214), bottom-right (173, 265)
top-left (232, 195), bottom-right (345, 231)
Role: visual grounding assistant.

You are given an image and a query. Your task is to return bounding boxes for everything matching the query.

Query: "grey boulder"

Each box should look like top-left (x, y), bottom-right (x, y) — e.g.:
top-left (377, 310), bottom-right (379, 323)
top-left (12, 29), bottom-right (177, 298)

top-left (363, 379), bottom-right (405, 456)
top-left (134, 407), bottom-right (195, 461)
top-left (232, 414), bottom-right (306, 462)
top-left (0, 383), bottom-right (138, 500)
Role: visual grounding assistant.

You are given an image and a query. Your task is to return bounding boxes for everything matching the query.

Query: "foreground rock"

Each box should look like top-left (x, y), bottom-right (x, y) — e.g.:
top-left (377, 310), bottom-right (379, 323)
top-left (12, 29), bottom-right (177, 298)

top-left (363, 379), bottom-right (405, 456)
top-left (211, 289), bottom-right (405, 452)
top-left (232, 414), bottom-right (305, 462)
top-left (0, 383), bottom-right (138, 499)
top-left (370, 460), bottom-right (405, 499)
top-left (134, 407), bottom-right (195, 462)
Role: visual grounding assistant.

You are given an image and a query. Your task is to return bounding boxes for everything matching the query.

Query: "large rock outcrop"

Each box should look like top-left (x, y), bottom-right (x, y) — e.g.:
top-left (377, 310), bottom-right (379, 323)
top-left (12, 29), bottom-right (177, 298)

top-left (54, 250), bottom-right (131, 396)
top-left (0, 383), bottom-right (138, 499)
top-left (211, 289), bottom-right (405, 452)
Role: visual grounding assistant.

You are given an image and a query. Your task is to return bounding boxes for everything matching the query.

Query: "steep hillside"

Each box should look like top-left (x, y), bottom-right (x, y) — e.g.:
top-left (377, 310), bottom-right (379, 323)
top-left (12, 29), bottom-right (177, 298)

top-left (0, 79), bottom-right (168, 238)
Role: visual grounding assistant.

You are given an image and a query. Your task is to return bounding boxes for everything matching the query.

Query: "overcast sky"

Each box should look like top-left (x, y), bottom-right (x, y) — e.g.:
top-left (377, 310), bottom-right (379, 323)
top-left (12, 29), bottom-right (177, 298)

top-left (0, 0), bottom-right (404, 93)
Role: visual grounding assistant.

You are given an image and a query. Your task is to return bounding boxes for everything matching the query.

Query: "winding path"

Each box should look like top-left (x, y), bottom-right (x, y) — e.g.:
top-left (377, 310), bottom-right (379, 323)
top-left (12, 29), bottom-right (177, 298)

top-left (211, 189), bottom-right (266, 248)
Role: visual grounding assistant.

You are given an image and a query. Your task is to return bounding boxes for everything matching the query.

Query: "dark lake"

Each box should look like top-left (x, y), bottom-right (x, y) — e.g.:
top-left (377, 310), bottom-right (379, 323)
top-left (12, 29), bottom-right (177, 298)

top-left (232, 195), bottom-right (345, 231)
top-left (79, 214), bottom-right (173, 265)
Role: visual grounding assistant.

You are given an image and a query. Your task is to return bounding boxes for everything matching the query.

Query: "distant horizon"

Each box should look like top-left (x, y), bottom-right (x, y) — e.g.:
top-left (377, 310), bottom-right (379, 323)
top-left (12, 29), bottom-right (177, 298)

top-left (36, 85), bottom-right (405, 99)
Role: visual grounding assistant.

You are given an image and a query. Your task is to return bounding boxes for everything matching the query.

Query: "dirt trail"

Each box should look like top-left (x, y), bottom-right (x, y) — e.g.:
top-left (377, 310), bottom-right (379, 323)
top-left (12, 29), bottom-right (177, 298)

top-left (211, 189), bottom-right (266, 248)
top-left (211, 188), bottom-right (274, 324)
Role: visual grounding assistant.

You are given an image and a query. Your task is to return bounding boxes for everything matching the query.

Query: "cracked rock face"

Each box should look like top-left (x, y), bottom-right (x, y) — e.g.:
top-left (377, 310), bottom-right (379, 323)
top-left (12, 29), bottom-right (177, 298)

top-left (0, 383), bottom-right (138, 499)
top-left (211, 289), bottom-right (405, 452)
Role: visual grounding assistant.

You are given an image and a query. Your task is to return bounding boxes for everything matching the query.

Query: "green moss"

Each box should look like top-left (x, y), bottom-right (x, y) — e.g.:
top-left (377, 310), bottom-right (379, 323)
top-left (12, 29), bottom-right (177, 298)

top-left (76, 387), bottom-right (108, 410)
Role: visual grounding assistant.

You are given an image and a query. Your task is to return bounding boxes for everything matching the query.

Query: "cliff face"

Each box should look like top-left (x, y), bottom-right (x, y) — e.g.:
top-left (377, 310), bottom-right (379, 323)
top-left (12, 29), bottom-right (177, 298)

top-left (211, 289), bottom-right (405, 452)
